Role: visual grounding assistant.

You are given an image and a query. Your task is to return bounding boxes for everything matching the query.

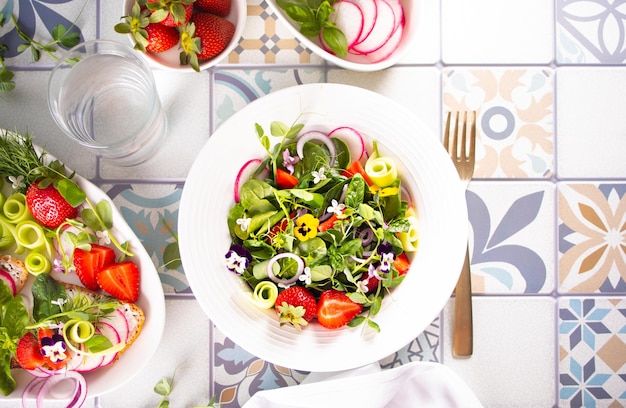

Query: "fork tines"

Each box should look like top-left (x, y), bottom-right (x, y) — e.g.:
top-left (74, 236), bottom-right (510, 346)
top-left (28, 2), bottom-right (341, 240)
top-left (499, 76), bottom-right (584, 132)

top-left (444, 111), bottom-right (477, 165)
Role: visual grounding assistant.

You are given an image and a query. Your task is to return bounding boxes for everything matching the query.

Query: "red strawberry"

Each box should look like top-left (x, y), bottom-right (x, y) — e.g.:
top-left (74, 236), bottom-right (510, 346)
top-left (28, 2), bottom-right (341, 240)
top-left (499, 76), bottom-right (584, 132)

top-left (16, 332), bottom-right (45, 370)
top-left (26, 181), bottom-right (78, 228)
top-left (195, 0), bottom-right (231, 16)
top-left (73, 244), bottom-right (116, 291)
top-left (145, 23), bottom-right (179, 53)
top-left (180, 12), bottom-right (235, 71)
top-left (274, 286), bottom-right (317, 331)
top-left (147, 0), bottom-right (193, 27)
top-left (316, 289), bottom-right (363, 329)
top-left (393, 253), bottom-right (411, 276)
top-left (96, 261), bottom-right (140, 303)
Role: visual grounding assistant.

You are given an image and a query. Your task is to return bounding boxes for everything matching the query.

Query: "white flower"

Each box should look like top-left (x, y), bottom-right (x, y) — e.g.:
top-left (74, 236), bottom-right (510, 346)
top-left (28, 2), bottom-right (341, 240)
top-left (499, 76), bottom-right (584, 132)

top-left (96, 230), bottom-right (111, 245)
top-left (299, 267), bottom-right (312, 285)
top-left (326, 199), bottom-right (345, 216)
top-left (312, 167), bottom-right (327, 184)
top-left (358, 278), bottom-right (371, 293)
top-left (236, 215), bottom-right (251, 231)
top-left (8, 175), bottom-right (24, 190)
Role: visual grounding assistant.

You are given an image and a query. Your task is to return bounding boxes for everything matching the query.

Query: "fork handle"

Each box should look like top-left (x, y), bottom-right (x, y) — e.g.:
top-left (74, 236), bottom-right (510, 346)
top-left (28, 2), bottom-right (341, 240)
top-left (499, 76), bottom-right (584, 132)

top-left (452, 245), bottom-right (473, 357)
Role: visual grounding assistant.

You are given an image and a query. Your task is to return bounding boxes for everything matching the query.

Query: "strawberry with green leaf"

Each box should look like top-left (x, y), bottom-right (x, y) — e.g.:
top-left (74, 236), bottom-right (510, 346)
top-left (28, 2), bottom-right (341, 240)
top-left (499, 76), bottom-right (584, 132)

top-left (0, 131), bottom-right (85, 229)
top-left (115, 0), bottom-right (180, 53)
top-left (274, 286), bottom-right (317, 331)
top-left (180, 12), bottom-right (235, 72)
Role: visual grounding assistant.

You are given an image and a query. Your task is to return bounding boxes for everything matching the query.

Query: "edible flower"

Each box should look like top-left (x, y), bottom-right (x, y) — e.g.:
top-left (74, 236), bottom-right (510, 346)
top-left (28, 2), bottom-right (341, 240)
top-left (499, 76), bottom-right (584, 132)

top-left (326, 199), bottom-right (345, 216)
top-left (298, 266), bottom-right (312, 285)
top-left (8, 175), bottom-right (24, 190)
top-left (96, 230), bottom-right (111, 245)
top-left (312, 167), bottom-right (327, 184)
top-left (236, 215), bottom-right (251, 232)
top-left (369, 242), bottom-right (396, 279)
top-left (40, 333), bottom-right (68, 363)
top-left (293, 214), bottom-right (319, 241)
top-left (225, 244), bottom-right (252, 275)
top-left (282, 149), bottom-right (299, 175)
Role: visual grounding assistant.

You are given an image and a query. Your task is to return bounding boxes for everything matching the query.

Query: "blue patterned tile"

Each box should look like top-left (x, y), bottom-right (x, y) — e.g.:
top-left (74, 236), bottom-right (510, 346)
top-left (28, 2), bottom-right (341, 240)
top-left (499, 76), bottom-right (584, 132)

top-left (468, 181), bottom-right (555, 294)
top-left (102, 182), bottom-right (190, 294)
top-left (559, 297), bottom-right (626, 407)
top-left (213, 68), bottom-right (324, 128)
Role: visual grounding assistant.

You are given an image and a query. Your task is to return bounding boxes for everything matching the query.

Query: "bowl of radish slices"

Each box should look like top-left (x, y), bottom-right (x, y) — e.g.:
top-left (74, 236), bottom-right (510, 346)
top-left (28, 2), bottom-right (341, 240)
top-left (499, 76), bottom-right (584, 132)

top-left (266, 0), bottom-right (418, 71)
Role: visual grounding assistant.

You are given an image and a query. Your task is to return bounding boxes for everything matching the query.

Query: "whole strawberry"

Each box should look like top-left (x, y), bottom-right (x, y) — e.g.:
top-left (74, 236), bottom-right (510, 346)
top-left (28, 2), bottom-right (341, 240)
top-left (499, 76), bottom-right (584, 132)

top-left (275, 286), bottom-right (317, 331)
top-left (145, 23), bottom-right (179, 52)
top-left (26, 181), bottom-right (79, 229)
top-left (195, 0), bottom-right (231, 17)
top-left (180, 12), bottom-right (235, 71)
top-left (115, 1), bottom-right (179, 53)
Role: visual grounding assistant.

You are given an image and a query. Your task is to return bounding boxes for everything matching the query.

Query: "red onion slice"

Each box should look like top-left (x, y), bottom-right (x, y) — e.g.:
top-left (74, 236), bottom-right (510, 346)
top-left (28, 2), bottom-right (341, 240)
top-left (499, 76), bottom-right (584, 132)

top-left (266, 253), bottom-right (305, 287)
top-left (296, 131), bottom-right (336, 167)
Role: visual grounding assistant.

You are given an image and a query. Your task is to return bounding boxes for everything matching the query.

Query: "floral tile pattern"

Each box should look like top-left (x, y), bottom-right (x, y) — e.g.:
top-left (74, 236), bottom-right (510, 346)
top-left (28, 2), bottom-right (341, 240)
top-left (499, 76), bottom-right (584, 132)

top-left (556, 0), bottom-right (626, 64)
top-left (443, 68), bottom-right (554, 179)
top-left (468, 181), bottom-right (555, 294)
top-left (558, 183), bottom-right (626, 294)
top-left (559, 297), bottom-right (626, 406)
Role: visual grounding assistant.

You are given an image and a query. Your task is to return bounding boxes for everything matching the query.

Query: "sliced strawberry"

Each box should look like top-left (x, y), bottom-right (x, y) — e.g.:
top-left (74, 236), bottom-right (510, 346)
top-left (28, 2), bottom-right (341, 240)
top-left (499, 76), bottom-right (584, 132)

top-left (26, 181), bottom-right (78, 228)
top-left (73, 244), bottom-right (116, 291)
top-left (275, 168), bottom-right (299, 189)
top-left (195, 0), bottom-right (231, 16)
top-left (96, 261), bottom-right (140, 303)
top-left (16, 332), bottom-right (45, 370)
top-left (316, 289), bottom-right (363, 329)
top-left (393, 253), bottom-right (411, 276)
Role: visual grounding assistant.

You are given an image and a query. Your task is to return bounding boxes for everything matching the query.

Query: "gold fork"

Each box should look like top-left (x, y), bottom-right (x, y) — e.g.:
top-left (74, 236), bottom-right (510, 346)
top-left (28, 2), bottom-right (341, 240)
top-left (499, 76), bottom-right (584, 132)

top-left (443, 111), bottom-right (476, 358)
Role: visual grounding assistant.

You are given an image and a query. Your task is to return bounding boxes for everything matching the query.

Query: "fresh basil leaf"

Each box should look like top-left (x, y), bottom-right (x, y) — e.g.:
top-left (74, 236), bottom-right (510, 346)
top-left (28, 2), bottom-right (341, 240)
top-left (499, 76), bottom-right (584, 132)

top-left (345, 175), bottom-right (365, 208)
top-left (321, 26), bottom-right (347, 58)
top-left (284, 4), bottom-right (314, 23)
top-left (85, 333), bottom-right (114, 353)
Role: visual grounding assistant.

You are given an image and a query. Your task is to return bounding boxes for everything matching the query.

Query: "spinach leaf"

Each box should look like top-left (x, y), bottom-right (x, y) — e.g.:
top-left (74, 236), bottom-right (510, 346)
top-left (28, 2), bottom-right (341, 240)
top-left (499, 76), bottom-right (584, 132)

top-left (32, 273), bottom-right (67, 321)
top-left (0, 281), bottom-right (30, 396)
top-left (345, 175), bottom-right (365, 208)
top-left (240, 179), bottom-right (275, 210)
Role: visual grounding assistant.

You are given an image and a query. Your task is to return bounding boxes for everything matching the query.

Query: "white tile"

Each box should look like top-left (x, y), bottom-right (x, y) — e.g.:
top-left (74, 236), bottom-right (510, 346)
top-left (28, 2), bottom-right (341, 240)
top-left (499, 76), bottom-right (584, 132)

top-left (399, 0), bottom-right (441, 64)
top-left (328, 66), bottom-right (441, 138)
top-left (442, 296), bottom-right (556, 407)
top-left (99, 298), bottom-right (213, 407)
top-left (441, 0), bottom-right (554, 64)
top-left (556, 67), bottom-right (626, 178)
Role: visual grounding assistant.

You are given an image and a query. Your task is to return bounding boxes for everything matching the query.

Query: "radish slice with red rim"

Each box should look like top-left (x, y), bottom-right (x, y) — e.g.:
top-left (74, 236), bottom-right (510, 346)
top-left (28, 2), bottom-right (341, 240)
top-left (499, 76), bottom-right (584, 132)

top-left (328, 126), bottom-right (366, 162)
top-left (363, 20), bottom-right (404, 63)
top-left (0, 269), bottom-right (16, 295)
top-left (234, 158), bottom-right (264, 203)
top-left (351, 0), bottom-right (396, 54)
top-left (351, 0), bottom-right (378, 45)
top-left (296, 131), bottom-right (337, 167)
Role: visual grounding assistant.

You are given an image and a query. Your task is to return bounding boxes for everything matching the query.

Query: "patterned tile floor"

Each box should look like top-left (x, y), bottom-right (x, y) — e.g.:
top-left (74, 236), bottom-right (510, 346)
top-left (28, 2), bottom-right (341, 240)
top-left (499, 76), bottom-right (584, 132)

top-left (0, 0), bottom-right (625, 407)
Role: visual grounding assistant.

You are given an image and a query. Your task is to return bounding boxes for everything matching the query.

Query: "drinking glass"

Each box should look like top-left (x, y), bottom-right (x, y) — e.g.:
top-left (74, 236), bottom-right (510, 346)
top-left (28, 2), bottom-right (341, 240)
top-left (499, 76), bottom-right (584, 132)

top-left (48, 40), bottom-right (167, 166)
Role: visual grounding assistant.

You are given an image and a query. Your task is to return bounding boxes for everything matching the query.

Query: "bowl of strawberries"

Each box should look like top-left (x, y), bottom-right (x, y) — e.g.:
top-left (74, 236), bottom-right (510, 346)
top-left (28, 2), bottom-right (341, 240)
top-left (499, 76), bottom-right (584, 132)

top-left (116, 0), bottom-right (246, 71)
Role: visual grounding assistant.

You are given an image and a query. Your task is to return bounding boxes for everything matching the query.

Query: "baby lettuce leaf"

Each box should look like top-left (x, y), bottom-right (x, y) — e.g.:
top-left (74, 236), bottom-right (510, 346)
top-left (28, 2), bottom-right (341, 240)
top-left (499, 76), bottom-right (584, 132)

top-left (0, 281), bottom-right (30, 396)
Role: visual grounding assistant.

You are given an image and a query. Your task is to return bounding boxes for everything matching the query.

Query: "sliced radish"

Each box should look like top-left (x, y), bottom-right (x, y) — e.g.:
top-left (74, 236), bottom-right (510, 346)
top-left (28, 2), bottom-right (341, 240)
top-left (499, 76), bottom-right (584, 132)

top-left (234, 158), bottom-right (264, 203)
top-left (351, 0), bottom-right (378, 45)
top-left (364, 20), bottom-right (404, 63)
top-left (296, 130), bottom-right (337, 167)
top-left (381, 0), bottom-right (404, 31)
top-left (351, 0), bottom-right (396, 54)
top-left (95, 321), bottom-right (122, 367)
top-left (0, 269), bottom-right (16, 295)
top-left (328, 126), bottom-right (366, 161)
top-left (68, 352), bottom-right (105, 373)
top-left (328, 1), bottom-right (364, 49)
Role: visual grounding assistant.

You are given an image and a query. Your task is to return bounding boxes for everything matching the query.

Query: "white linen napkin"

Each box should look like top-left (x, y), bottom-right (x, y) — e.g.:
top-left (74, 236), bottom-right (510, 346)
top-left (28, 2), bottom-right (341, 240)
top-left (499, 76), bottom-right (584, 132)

top-left (242, 361), bottom-right (483, 408)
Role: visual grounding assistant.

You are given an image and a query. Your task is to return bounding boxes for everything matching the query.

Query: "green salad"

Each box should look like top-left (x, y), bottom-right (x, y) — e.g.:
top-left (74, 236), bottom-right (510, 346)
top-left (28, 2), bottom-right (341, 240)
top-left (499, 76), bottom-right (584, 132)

top-left (225, 120), bottom-right (419, 332)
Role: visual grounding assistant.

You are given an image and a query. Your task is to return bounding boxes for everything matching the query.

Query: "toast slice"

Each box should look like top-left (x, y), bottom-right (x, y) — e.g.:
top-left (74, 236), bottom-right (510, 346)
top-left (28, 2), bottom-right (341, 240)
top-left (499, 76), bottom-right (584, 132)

top-left (0, 255), bottom-right (28, 295)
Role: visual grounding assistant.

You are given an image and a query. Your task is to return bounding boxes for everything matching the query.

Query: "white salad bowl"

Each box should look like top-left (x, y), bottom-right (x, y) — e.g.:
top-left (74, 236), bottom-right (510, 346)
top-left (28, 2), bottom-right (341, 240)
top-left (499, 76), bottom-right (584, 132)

top-left (266, 0), bottom-right (419, 72)
top-left (120, 0), bottom-right (247, 71)
top-left (178, 83), bottom-right (467, 373)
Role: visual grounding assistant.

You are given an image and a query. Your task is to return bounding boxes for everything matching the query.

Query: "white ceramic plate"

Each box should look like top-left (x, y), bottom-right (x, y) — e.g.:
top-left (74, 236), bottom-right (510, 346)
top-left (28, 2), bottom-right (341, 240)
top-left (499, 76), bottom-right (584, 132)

top-left (265, 0), bottom-right (419, 72)
top-left (179, 83), bottom-right (467, 372)
top-left (0, 137), bottom-right (166, 400)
